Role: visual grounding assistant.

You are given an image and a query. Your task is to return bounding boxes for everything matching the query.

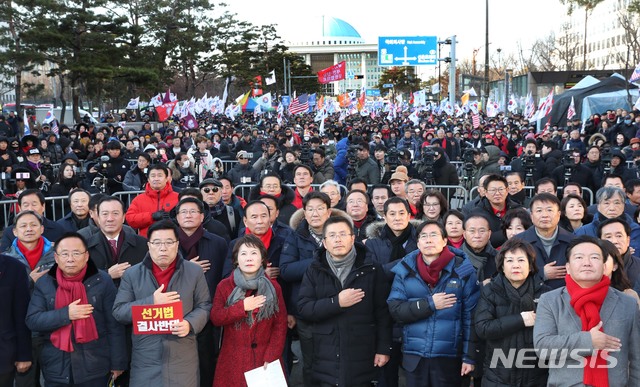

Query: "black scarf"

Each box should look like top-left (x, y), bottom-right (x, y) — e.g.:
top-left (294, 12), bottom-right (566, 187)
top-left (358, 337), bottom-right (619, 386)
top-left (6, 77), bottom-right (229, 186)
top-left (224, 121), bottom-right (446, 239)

top-left (385, 224), bottom-right (412, 262)
top-left (500, 274), bottom-right (535, 349)
top-left (210, 199), bottom-right (226, 217)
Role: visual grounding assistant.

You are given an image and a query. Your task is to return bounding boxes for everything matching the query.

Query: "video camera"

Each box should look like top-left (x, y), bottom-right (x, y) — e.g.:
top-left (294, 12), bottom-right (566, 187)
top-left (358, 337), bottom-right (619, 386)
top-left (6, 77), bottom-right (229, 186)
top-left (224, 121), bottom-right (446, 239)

top-left (601, 147), bottom-right (613, 174)
top-left (299, 143), bottom-right (313, 167)
top-left (384, 147), bottom-right (400, 171)
top-left (418, 147), bottom-right (436, 183)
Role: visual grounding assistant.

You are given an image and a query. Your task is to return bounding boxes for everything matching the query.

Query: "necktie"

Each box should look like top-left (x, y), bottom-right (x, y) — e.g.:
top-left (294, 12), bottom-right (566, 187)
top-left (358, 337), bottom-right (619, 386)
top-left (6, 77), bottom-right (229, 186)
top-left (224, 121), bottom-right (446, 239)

top-left (108, 239), bottom-right (118, 261)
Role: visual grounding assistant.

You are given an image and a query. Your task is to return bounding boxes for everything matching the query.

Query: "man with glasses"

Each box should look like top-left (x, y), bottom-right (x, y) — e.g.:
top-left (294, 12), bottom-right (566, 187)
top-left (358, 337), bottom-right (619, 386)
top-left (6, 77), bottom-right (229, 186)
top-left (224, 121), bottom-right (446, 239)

top-left (576, 186), bottom-right (640, 252)
top-left (125, 164), bottom-right (179, 238)
top-left (470, 174), bottom-right (522, 248)
top-left (175, 198), bottom-right (228, 387)
top-left (280, 191), bottom-right (334, 387)
top-left (26, 232), bottom-right (127, 387)
top-left (298, 216), bottom-right (391, 387)
top-left (515, 193), bottom-right (573, 289)
top-left (320, 180), bottom-right (344, 209)
top-left (199, 178), bottom-right (241, 239)
top-left (405, 180), bottom-right (425, 215)
top-left (387, 220), bottom-right (479, 387)
top-left (113, 220), bottom-right (212, 387)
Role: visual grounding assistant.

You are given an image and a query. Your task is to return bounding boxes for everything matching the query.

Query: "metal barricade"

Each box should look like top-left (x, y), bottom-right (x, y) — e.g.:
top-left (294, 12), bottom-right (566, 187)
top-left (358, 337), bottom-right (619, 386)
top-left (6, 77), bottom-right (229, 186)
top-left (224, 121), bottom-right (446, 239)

top-left (232, 183), bottom-right (348, 202)
top-left (420, 185), bottom-right (469, 210)
top-left (112, 191), bottom-right (144, 211)
top-left (221, 160), bottom-right (238, 174)
top-left (46, 195), bottom-right (71, 221)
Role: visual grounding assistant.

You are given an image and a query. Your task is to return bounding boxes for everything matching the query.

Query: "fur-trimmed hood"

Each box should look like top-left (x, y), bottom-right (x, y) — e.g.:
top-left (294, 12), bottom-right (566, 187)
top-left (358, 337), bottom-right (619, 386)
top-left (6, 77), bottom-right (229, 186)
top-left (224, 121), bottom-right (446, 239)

top-left (365, 219), bottom-right (423, 240)
top-left (289, 207), bottom-right (349, 230)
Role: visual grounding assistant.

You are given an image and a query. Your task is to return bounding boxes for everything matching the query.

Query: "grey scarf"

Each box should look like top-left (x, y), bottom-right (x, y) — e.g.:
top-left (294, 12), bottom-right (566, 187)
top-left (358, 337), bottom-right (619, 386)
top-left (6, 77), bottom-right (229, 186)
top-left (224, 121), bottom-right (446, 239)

top-left (326, 246), bottom-right (357, 286)
top-left (535, 226), bottom-right (558, 259)
top-left (226, 266), bottom-right (279, 328)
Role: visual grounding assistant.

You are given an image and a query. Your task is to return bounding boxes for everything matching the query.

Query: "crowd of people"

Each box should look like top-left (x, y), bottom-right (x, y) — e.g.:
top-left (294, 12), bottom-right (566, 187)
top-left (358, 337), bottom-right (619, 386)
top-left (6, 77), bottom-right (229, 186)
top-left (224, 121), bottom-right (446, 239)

top-left (2, 105), bottom-right (640, 387)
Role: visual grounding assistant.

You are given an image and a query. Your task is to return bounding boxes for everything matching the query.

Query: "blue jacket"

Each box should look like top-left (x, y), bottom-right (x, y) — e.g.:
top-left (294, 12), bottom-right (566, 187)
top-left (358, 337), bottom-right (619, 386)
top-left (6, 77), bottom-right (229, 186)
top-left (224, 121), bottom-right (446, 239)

top-left (387, 248), bottom-right (480, 363)
top-left (25, 260), bottom-right (127, 384)
top-left (5, 237), bottom-right (55, 287)
top-left (333, 137), bottom-right (349, 184)
top-left (575, 212), bottom-right (640, 253)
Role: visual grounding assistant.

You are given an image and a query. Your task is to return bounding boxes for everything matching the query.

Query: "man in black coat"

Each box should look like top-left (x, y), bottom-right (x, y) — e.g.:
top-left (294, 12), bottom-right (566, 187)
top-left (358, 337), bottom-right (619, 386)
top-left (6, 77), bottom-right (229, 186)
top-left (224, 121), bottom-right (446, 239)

top-left (298, 216), bottom-right (392, 387)
top-left (0, 253), bottom-right (31, 386)
top-left (550, 148), bottom-right (597, 194)
top-left (175, 197), bottom-right (228, 387)
top-left (86, 197), bottom-right (148, 283)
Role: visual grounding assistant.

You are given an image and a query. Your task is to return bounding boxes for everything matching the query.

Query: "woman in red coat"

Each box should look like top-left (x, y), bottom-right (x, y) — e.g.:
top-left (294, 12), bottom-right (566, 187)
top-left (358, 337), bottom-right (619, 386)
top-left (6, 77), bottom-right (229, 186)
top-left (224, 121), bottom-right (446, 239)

top-left (211, 234), bottom-right (287, 387)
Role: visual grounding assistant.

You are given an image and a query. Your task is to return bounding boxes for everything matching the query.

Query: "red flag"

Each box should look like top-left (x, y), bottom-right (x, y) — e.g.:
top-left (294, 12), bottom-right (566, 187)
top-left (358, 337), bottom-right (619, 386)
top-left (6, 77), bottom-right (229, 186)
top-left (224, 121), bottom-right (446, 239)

top-left (157, 101), bottom-right (178, 122)
top-left (472, 113), bottom-right (480, 129)
top-left (317, 61), bottom-right (346, 84)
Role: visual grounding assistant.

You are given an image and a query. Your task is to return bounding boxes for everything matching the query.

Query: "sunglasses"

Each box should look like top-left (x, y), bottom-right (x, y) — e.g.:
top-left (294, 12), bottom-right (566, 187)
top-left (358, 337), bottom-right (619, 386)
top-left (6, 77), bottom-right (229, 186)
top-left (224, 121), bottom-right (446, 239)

top-left (202, 187), bottom-right (219, 193)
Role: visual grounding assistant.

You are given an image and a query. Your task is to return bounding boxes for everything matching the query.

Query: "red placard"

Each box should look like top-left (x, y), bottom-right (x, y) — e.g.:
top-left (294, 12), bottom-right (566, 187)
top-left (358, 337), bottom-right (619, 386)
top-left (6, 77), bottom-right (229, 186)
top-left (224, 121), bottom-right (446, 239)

top-left (317, 61), bottom-right (346, 84)
top-left (132, 301), bottom-right (183, 335)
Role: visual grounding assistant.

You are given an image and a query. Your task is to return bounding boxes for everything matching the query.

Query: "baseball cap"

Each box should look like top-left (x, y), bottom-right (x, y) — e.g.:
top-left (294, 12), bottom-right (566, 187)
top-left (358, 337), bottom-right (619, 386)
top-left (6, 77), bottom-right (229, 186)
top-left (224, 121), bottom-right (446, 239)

top-left (199, 178), bottom-right (222, 189)
top-left (237, 150), bottom-right (250, 159)
top-left (143, 144), bottom-right (157, 152)
top-left (28, 148), bottom-right (41, 156)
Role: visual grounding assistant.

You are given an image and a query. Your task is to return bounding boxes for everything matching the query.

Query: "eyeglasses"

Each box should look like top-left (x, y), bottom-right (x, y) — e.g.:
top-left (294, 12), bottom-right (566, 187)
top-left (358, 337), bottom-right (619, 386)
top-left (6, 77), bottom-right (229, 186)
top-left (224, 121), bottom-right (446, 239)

top-left (202, 187), bottom-right (219, 193)
top-left (418, 232), bottom-right (442, 240)
top-left (305, 206), bottom-right (327, 214)
top-left (423, 202), bottom-right (440, 208)
top-left (56, 251), bottom-right (87, 259)
top-left (324, 232), bottom-right (353, 241)
top-left (346, 199), bottom-right (366, 206)
top-left (486, 188), bottom-right (507, 195)
top-left (178, 210), bottom-right (201, 216)
top-left (148, 240), bottom-right (178, 248)
top-left (262, 184), bottom-right (280, 190)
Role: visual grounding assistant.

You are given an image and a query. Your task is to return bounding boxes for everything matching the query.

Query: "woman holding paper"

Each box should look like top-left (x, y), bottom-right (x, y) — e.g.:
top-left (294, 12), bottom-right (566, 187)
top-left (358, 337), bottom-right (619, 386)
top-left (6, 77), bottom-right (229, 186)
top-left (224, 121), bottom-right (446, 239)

top-left (211, 234), bottom-right (287, 387)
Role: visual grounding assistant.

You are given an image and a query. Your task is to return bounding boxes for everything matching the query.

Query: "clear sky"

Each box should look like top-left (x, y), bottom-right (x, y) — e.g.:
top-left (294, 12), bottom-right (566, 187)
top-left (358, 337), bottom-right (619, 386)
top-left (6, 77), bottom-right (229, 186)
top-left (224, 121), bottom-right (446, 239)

top-left (228, 0), bottom-right (569, 75)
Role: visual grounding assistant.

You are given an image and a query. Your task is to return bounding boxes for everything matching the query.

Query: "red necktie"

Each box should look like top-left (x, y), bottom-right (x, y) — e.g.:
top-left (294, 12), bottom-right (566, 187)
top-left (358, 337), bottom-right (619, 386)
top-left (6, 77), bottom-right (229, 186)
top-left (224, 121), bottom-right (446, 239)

top-left (108, 239), bottom-right (118, 262)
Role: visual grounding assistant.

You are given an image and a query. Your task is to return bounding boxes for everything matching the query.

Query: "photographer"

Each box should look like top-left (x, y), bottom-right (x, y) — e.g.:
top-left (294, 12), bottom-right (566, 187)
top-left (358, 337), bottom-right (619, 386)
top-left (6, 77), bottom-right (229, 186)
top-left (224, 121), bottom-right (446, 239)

top-left (87, 140), bottom-right (131, 194)
top-left (20, 148), bottom-right (53, 194)
top-left (311, 148), bottom-right (334, 183)
top-left (187, 135), bottom-right (215, 182)
top-left (168, 152), bottom-right (197, 191)
top-left (252, 140), bottom-right (281, 175)
top-left (551, 148), bottom-right (597, 194)
top-left (509, 139), bottom-right (545, 184)
top-left (473, 145), bottom-right (501, 186)
top-left (122, 153), bottom-right (151, 191)
top-left (354, 143), bottom-right (381, 184)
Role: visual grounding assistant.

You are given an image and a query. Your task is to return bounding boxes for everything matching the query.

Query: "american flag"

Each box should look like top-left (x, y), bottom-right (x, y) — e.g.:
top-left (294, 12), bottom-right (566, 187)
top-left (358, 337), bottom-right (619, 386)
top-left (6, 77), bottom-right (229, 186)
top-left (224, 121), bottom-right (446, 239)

top-left (567, 96), bottom-right (576, 120)
top-left (630, 62), bottom-right (640, 83)
top-left (288, 93), bottom-right (309, 115)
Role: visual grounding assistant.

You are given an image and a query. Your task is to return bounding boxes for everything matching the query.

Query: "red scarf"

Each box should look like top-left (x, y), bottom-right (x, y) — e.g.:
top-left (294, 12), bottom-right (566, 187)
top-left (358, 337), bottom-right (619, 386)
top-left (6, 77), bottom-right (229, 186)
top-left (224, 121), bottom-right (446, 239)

top-left (245, 226), bottom-right (273, 251)
top-left (566, 274), bottom-right (611, 387)
top-left (409, 203), bottom-right (418, 219)
top-left (416, 249), bottom-right (455, 288)
top-left (448, 236), bottom-right (464, 249)
top-left (50, 266), bottom-right (99, 352)
top-left (292, 187), bottom-right (313, 209)
top-left (260, 191), bottom-right (281, 198)
top-left (18, 237), bottom-right (45, 271)
top-left (152, 259), bottom-right (178, 291)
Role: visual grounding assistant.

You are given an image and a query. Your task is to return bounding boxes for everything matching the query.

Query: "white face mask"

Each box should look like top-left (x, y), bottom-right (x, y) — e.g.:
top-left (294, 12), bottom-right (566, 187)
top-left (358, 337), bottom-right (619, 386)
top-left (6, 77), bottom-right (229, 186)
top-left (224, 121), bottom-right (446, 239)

top-left (182, 160), bottom-right (190, 168)
top-left (133, 141), bottom-right (140, 149)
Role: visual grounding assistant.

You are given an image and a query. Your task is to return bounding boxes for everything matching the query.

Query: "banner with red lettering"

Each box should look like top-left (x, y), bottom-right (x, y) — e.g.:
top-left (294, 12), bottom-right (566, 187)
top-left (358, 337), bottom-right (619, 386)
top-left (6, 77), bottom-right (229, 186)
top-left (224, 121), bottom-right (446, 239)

top-left (132, 301), bottom-right (183, 335)
top-left (317, 61), bottom-right (346, 84)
